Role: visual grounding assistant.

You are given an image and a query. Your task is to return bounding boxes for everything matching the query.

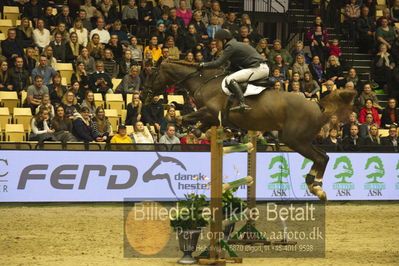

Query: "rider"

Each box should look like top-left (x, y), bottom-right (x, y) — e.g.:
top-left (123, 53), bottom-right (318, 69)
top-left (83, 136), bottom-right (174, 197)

top-left (199, 29), bottom-right (269, 111)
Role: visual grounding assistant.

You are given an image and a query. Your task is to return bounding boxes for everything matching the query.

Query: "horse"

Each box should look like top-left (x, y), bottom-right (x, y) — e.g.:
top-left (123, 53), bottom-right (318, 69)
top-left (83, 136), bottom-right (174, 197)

top-left (144, 60), bottom-right (357, 200)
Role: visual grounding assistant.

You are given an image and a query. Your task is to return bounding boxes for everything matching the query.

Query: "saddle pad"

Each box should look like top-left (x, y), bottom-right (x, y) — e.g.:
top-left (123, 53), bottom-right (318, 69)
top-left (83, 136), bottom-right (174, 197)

top-left (221, 77), bottom-right (268, 97)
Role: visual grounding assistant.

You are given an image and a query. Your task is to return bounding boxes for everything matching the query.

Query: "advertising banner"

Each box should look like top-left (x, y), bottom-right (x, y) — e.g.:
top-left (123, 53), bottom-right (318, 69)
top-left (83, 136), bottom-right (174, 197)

top-left (0, 151), bottom-right (398, 202)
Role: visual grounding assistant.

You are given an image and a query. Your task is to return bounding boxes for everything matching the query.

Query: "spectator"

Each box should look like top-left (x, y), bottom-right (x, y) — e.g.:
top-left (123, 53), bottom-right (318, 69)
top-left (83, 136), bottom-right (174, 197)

top-left (16, 17), bottom-right (35, 48)
top-left (56, 6), bottom-right (73, 29)
top-left (128, 36), bottom-right (143, 63)
top-left (180, 127), bottom-right (201, 144)
top-left (50, 32), bottom-right (67, 62)
top-left (29, 106), bottom-right (56, 142)
top-left (195, 51), bottom-right (204, 62)
top-left (272, 81), bottom-right (283, 91)
top-left (42, 6), bottom-right (56, 30)
top-left (357, 6), bottom-right (375, 53)
top-left (159, 124), bottom-right (180, 144)
top-left (70, 81), bottom-right (84, 104)
top-left (62, 91), bottom-right (79, 119)
top-left (65, 32), bottom-right (82, 64)
top-left (90, 17), bottom-right (111, 44)
top-left (323, 127), bottom-right (343, 152)
top-left (23, 0), bottom-right (44, 23)
top-left (52, 105), bottom-right (77, 142)
top-left (25, 47), bottom-right (37, 74)
top-left (160, 105), bottom-right (177, 134)
top-left (327, 39), bottom-right (342, 58)
top-left (52, 22), bottom-right (70, 42)
top-left (106, 34), bottom-right (123, 63)
top-left (391, 0), bottom-right (399, 21)
top-left (0, 61), bottom-right (12, 92)
top-left (376, 8), bottom-right (395, 27)
top-left (132, 121), bottom-right (154, 143)
top-left (268, 39), bottom-right (293, 65)
top-left (1, 29), bottom-right (24, 62)
top-left (381, 98), bottom-right (399, 128)
top-left (81, 0), bottom-right (97, 19)
top-left (185, 24), bottom-right (202, 53)
top-left (222, 12), bottom-right (239, 37)
top-left (207, 16), bottom-right (222, 39)
top-left (306, 16), bottom-right (328, 44)
top-left (376, 18), bottom-right (395, 49)
top-left (99, 0), bottom-right (118, 25)
top-left (142, 95), bottom-right (163, 132)
top-left (27, 76), bottom-right (49, 114)
top-left (71, 61), bottom-right (90, 94)
top-left (309, 25), bottom-right (329, 64)
top-left (272, 54), bottom-right (289, 80)
top-left (269, 68), bottom-right (287, 90)
top-left (79, 9), bottom-right (93, 32)
top-left (302, 71), bottom-right (321, 99)
top-left (209, 0), bottom-right (225, 25)
top-left (291, 81), bottom-right (305, 98)
top-left (92, 106), bottom-right (113, 142)
top-left (69, 19), bottom-right (89, 47)
top-left (358, 83), bottom-right (381, 108)
top-left (343, 0), bottom-right (361, 39)
top-left (144, 36), bottom-right (162, 61)
top-left (320, 79), bottom-right (334, 99)
top-left (72, 106), bottom-right (96, 142)
top-left (236, 25), bottom-right (257, 45)
top-left (362, 0), bottom-right (376, 20)
top-left (342, 112), bottom-right (360, 138)
top-left (364, 124), bottom-right (381, 147)
top-left (343, 68), bottom-right (363, 93)
top-left (288, 72), bottom-right (301, 91)
top-left (103, 49), bottom-right (119, 78)
top-left (33, 19), bottom-right (51, 50)
top-left (190, 12), bottom-right (209, 42)
top-left (87, 33), bottom-right (105, 60)
top-left (167, 23), bottom-right (185, 51)
top-left (185, 52), bottom-right (194, 62)
top-left (116, 66), bottom-right (141, 95)
top-left (342, 124), bottom-right (365, 151)
top-left (125, 91), bottom-right (142, 125)
top-left (153, 0), bottom-right (170, 22)
top-left (360, 113), bottom-right (378, 137)
top-left (381, 125), bottom-right (398, 152)
top-left (42, 46), bottom-right (58, 69)
top-left (177, 0), bottom-right (192, 27)
top-left (119, 50), bottom-right (139, 78)
top-left (309, 56), bottom-right (325, 84)
top-left (292, 54), bottom-right (310, 79)
top-left (31, 55), bottom-right (57, 86)
top-left (325, 55), bottom-right (344, 83)
top-left (35, 94), bottom-right (55, 119)
top-left (152, 22), bottom-right (167, 45)
top-left (372, 44), bottom-right (395, 92)
top-left (9, 57), bottom-right (30, 95)
top-left (89, 61), bottom-right (114, 96)
top-left (255, 38), bottom-right (270, 59)
top-left (48, 73), bottom-right (67, 106)
top-left (111, 124), bottom-right (133, 144)
top-left (76, 48), bottom-right (96, 74)
top-left (168, 8), bottom-right (186, 30)
top-left (165, 36), bottom-right (181, 59)
top-left (80, 90), bottom-right (96, 116)
top-left (359, 99), bottom-right (381, 126)
top-left (192, 0), bottom-right (209, 25)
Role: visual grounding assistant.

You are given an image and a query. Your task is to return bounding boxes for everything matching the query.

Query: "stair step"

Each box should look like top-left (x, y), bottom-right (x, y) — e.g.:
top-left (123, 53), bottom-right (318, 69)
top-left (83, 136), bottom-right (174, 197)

top-left (342, 53), bottom-right (372, 60)
top-left (349, 60), bottom-right (372, 66)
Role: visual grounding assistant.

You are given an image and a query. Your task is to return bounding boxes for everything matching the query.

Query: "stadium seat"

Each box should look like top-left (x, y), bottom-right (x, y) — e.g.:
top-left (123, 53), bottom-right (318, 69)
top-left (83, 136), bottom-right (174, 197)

top-left (121, 109), bottom-right (127, 123)
top-left (0, 19), bottom-right (13, 36)
top-left (2, 7), bottom-right (19, 22)
top-left (13, 108), bottom-right (32, 133)
top-left (379, 129), bottom-right (389, 137)
top-left (5, 124), bottom-right (25, 141)
top-left (15, 20), bottom-right (33, 27)
top-left (61, 77), bottom-right (67, 86)
top-left (20, 91), bottom-right (27, 107)
top-left (168, 95), bottom-right (184, 105)
top-left (0, 33), bottom-right (5, 40)
top-left (111, 78), bottom-right (122, 91)
top-left (106, 94), bottom-right (124, 115)
top-left (94, 93), bottom-right (104, 107)
top-left (55, 63), bottom-right (74, 85)
top-left (104, 109), bottom-right (119, 132)
top-left (377, 0), bottom-right (386, 9)
top-left (126, 125), bottom-right (134, 135)
top-left (126, 94), bottom-right (133, 106)
top-left (0, 91), bottom-right (18, 114)
top-left (0, 107), bottom-right (11, 132)
top-left (376, 10), bottom-right (383, 18)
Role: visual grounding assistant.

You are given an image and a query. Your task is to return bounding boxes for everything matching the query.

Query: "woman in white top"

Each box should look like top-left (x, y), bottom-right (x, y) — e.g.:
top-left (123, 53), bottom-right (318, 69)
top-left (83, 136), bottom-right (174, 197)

top-left (29, 106), bottom-right (56, 142)
top-left (70, 18), bottom-right (89, 47)
top-left (33, 19), bottom-right (51, 50)
top-left (133, 121), bottom-right (154, 144)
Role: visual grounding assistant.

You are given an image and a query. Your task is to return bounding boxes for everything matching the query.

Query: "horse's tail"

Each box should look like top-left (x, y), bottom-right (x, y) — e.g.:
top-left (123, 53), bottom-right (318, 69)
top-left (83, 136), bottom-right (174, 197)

top-left (319, 89), bottom-right (357, 123)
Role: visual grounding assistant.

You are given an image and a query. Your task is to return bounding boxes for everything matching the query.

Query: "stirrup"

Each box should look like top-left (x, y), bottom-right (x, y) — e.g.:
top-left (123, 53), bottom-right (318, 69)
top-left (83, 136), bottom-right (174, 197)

top-left (230, 103), bottom-right (252, 112)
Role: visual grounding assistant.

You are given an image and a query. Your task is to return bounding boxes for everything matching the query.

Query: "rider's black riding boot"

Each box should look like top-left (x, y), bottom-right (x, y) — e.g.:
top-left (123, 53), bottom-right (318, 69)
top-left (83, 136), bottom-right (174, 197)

top-left (228, 80), bottom-right (252, 112)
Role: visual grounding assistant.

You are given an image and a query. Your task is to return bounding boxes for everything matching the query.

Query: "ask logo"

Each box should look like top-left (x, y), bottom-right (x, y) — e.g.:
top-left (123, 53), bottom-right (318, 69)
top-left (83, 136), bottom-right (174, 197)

top-left (364, 156), bottom-right (386, 196)
top-left (332, 156), bottom-right (355, 197)
top-left (267, 155), bottom-right (290, 197)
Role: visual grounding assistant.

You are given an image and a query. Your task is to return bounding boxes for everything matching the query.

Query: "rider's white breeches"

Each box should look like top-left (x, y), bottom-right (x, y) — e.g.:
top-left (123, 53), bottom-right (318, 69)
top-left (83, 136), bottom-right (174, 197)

top-left (225, 63), bottom-right (269, 85)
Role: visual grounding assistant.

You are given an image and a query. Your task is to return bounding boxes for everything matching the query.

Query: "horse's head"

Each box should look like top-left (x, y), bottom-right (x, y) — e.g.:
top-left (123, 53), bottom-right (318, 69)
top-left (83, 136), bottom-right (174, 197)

top-left (143, 65), bottom-right (166, 97)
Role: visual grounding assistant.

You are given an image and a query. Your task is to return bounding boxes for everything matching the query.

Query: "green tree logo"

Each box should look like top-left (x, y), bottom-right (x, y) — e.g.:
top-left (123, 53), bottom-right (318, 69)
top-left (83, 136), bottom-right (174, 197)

top-left (300, 158), bottom-right (312, 190)
top-left (364, 156), bottom-right (386, 190)
top-left (267, 156), bottom-right (290, 190)
top-left (333, 156), bottom-right (355, 190)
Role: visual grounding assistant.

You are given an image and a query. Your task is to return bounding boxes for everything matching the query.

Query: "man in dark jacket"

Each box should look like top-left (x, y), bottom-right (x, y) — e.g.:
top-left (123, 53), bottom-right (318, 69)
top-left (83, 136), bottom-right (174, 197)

top-left (381, 125), bottom-right (398, 152)
top-left (8, 57), bottom-right (30, 95)
top-left (199, 29), bottom-right (269, 111)
top-left (1, 29), bottom-right (25, 61)
top-left (142, 95), bottom-right (164, 132)
top-left (342, 124), bottom-right (365, 151)
top-left (356, 6), bottom-right (375, 53)
top-left (89, 61), bottom-right (114, 96)
top-left (50, 32), bottom-right (66, 62)
top-left (380, 98), bottom-right (399, 128)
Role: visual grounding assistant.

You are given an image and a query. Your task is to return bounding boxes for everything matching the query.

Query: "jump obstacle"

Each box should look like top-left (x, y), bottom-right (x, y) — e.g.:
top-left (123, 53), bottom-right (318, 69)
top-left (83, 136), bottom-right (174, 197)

top-left (198, 126), bottom-right (296, 265)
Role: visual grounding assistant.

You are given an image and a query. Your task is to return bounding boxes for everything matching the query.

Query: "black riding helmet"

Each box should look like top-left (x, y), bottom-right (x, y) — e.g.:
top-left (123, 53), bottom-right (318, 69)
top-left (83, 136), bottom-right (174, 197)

top-left (214, 29), bottom-right (233, 43)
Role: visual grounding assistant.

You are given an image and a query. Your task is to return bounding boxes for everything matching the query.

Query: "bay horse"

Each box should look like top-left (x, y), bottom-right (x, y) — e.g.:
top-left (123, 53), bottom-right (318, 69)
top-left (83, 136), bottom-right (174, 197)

top-left (144, 60), bottom-right (356, 200)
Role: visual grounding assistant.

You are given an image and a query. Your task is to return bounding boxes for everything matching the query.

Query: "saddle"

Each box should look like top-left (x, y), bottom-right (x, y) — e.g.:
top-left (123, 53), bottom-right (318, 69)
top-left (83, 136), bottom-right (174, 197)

top-left (239, 79), bottom-right (276, 91)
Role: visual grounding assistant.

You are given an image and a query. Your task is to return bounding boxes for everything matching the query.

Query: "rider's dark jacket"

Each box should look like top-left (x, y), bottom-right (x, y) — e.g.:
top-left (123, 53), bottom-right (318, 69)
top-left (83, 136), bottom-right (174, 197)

top-left (202, 38), bottom-right (265, 70)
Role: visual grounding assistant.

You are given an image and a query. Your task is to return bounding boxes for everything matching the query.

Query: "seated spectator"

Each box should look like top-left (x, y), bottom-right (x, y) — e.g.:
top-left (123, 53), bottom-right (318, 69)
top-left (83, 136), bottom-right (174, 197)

top-left (52, 23), bottom-right (70, 42)
top-left (292, 54), bottom-right (310, 79)
top-left (359, 113), bottom-right (378, 137)
top-left (372, 44), bottom-right (395, 92)
top-left (363, 0), bottom-right (376, 20)
top-left (89, 61), bottom-right (114, 96)
top-left (87, 34), bottom-right (105, 60)
top-left (160, 106), bottom-right (177, 135)
top-left (358, 83), bottom-right (382, 108)
top-left (42, 6), bottom-right (56, 30)
top-left (50, 33), bottom-right (66, 62)
top-left (80, 90), bottom-right (96, 116)
top-left (142, 95), bottom-right (163, 132)
top-left (122, 0), bottom-right (139, 28)
top-left (90, 17), bottom-right (111, 44)
top-left (255, 38), bottom-right (270, 59)
top-left (210, 0), bottom-right (225, 25)
top-left (381, 98), bottom-right (399, 128)
top-left (291, 40), bottom-right (310, 64)
top-left (16, 17), bottom-right (35, 48)
top-left (381, 125), bottom-right (398, 152)
top-left (342, 124), bottom-right (365, 151)
top-left (119, 50), bottom-right (139, 78)
top-left (359, 99), bottom-right (381, 126)
top-left (356, 6), bottom-right (376, 53)
top-left (327, 39), bottom-right (342, 58)
top-left (106, 34), bottom-right (123, 63)
top-left (159, 124), bottom-right (180, 144)
top-left (272, 81), bottom-right (283, 91)
top-left (133, 121), bottom-right (154, 143)
top-left (391, 0), bottom-right (399, 21)
top-left (376, 8), bottom-right (395, 27)
top-left (167, 23), bottom-right (186, 51)
top-left (177, 0), bottom-right (192, 27)
top-left (111, 124), bottom-right (133, 144)
top-left (325, 55), bottom-right (344, 83)
top-left (1, 29), bottom-right (25, 60)
top-left (48, 74), bottom-right (67, 106)
top-left (81, 0), bottom-right (97, 19)
top-left (71, 62), bottom-right (90, 95)
top-left (195, 51), bottom-right (204, 63)
top-left (9, 57), bottom-right (30, 95)
top-left (320, 79), bottom-right (334, 99)
top-left (128, 36), bottom-right (143, 63)
top-left (72, 107), bottom-right (96, 142)
top-left (29, 106), bottom-right (56, 142)
top-left (323, 127), bottom-right (343, 152)
top-left (27, 76), bottom-right (49, 114)
top-left (151, 22), bottom-right (167, 46)
top-left (0, 61), bottom-right (12, 92)
top-left (52, 105), bottom-right (77, 142)
top-left (109, 20), bottom-right (129, 43)
top-left (144, 36), bottom-right (162, 62)
top-left (153, 0), bottom-right (170, 22)
top-left (302, 72), bottom-right (320, 99)
top-left (185, 52), bottom-right (194, 62)
top-left (31, 55), bottom-right (57, 86)
top-left (309, 25), bottom-right (329, 64)
top-left (290, 81), bottom-right (305, 98)
top-left (165, 36), bottom-right (181, 60)
top-left (69, 19), bottom-right (89, 47)
top-left (207, 16), bottom-right (222, 39)
top-left (93, 106), bottom-right (113, 142)
top-left (288, 72), bottom-right (301, 91)
top-left (272, 54), bottom-right (289, 80)
top-left (185, 24), bottom-right (201, 53)
top-left (137, 0), bottom-right (155, 36)
top-left (42, 46), bottom-right (57, 69)
top-left (343, 0), bottom-right (361, 39)
top-left (103, 49), bottom-right (119, 79)
top-left (268, 39), bottom-right (293, 65)
top-left (79, 9), bottom-right (93, 32)
top-left (309, 56), bottom-right (325, 84)
top-left (25, 47), bottom-right (37, 74)
top-left (375, 18), bottom-right (395, 49)
top-left (321, 115), bottom-right (340, 138)
top-left (33, 19), bottom-right (50, 49)
top-left (70, 81), bottom-right (84, 104)
top-left (269, 68), bottom-right (288, 90)
top-left (65, 32), bottom-right (83, 63)
top-left (364, 124), bottom-right (381, 148)
top-left (191, 11), bottom-right (209, 41)
top-left (23, 0), bottom-right (43, 22)
top-left (117, 66), bottom-right (141, 97)
top-left (180, 127), bottom-right (201, 144)
top-left (125, 91), bottom-right (142, 125)
top-left (168, 7), bottom-right (185, 30)
top-left (56, 6), bottom-right (73, 29)
top-left (202, 40), bottom-right (218, 62)
top-left (62, 91), bottom-right (79, 119)
top-left (222, 12), bottom-right (239, 37)
top-left (342, 68), bottom-right (363, 92)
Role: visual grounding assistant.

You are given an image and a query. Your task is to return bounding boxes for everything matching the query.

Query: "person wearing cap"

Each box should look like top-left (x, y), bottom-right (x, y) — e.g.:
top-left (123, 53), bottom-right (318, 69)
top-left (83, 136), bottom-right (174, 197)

top-left (111, 124), bottom-right (133, 144)
top-left (198, 29), bottom-right (269, 112)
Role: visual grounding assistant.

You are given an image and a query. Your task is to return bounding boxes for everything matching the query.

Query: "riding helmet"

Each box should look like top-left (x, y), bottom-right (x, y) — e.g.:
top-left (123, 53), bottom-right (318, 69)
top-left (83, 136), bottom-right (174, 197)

top-left (214, 29), bottom-right (233, 42)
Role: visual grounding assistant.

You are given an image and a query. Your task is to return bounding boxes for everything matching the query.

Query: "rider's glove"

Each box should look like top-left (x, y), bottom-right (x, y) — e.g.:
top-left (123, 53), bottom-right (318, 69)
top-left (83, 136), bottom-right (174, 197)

top-left (198, 62), bottom-right (205, 70)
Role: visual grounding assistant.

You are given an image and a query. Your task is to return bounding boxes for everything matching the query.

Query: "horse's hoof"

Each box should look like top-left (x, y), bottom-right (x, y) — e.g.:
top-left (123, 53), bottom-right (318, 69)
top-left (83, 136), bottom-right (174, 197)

top-left (308, 185), bottom-right (327, 201)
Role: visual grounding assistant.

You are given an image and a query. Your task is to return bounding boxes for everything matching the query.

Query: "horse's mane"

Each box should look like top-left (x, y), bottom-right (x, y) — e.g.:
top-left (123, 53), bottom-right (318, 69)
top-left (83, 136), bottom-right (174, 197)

top-left (165, 59), bottom-right (198, 67)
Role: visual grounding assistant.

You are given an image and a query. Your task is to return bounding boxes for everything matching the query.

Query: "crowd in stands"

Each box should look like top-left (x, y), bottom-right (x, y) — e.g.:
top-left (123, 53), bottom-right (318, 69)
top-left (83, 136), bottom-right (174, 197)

top-left (0, 0), bottom-right (397, 151)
